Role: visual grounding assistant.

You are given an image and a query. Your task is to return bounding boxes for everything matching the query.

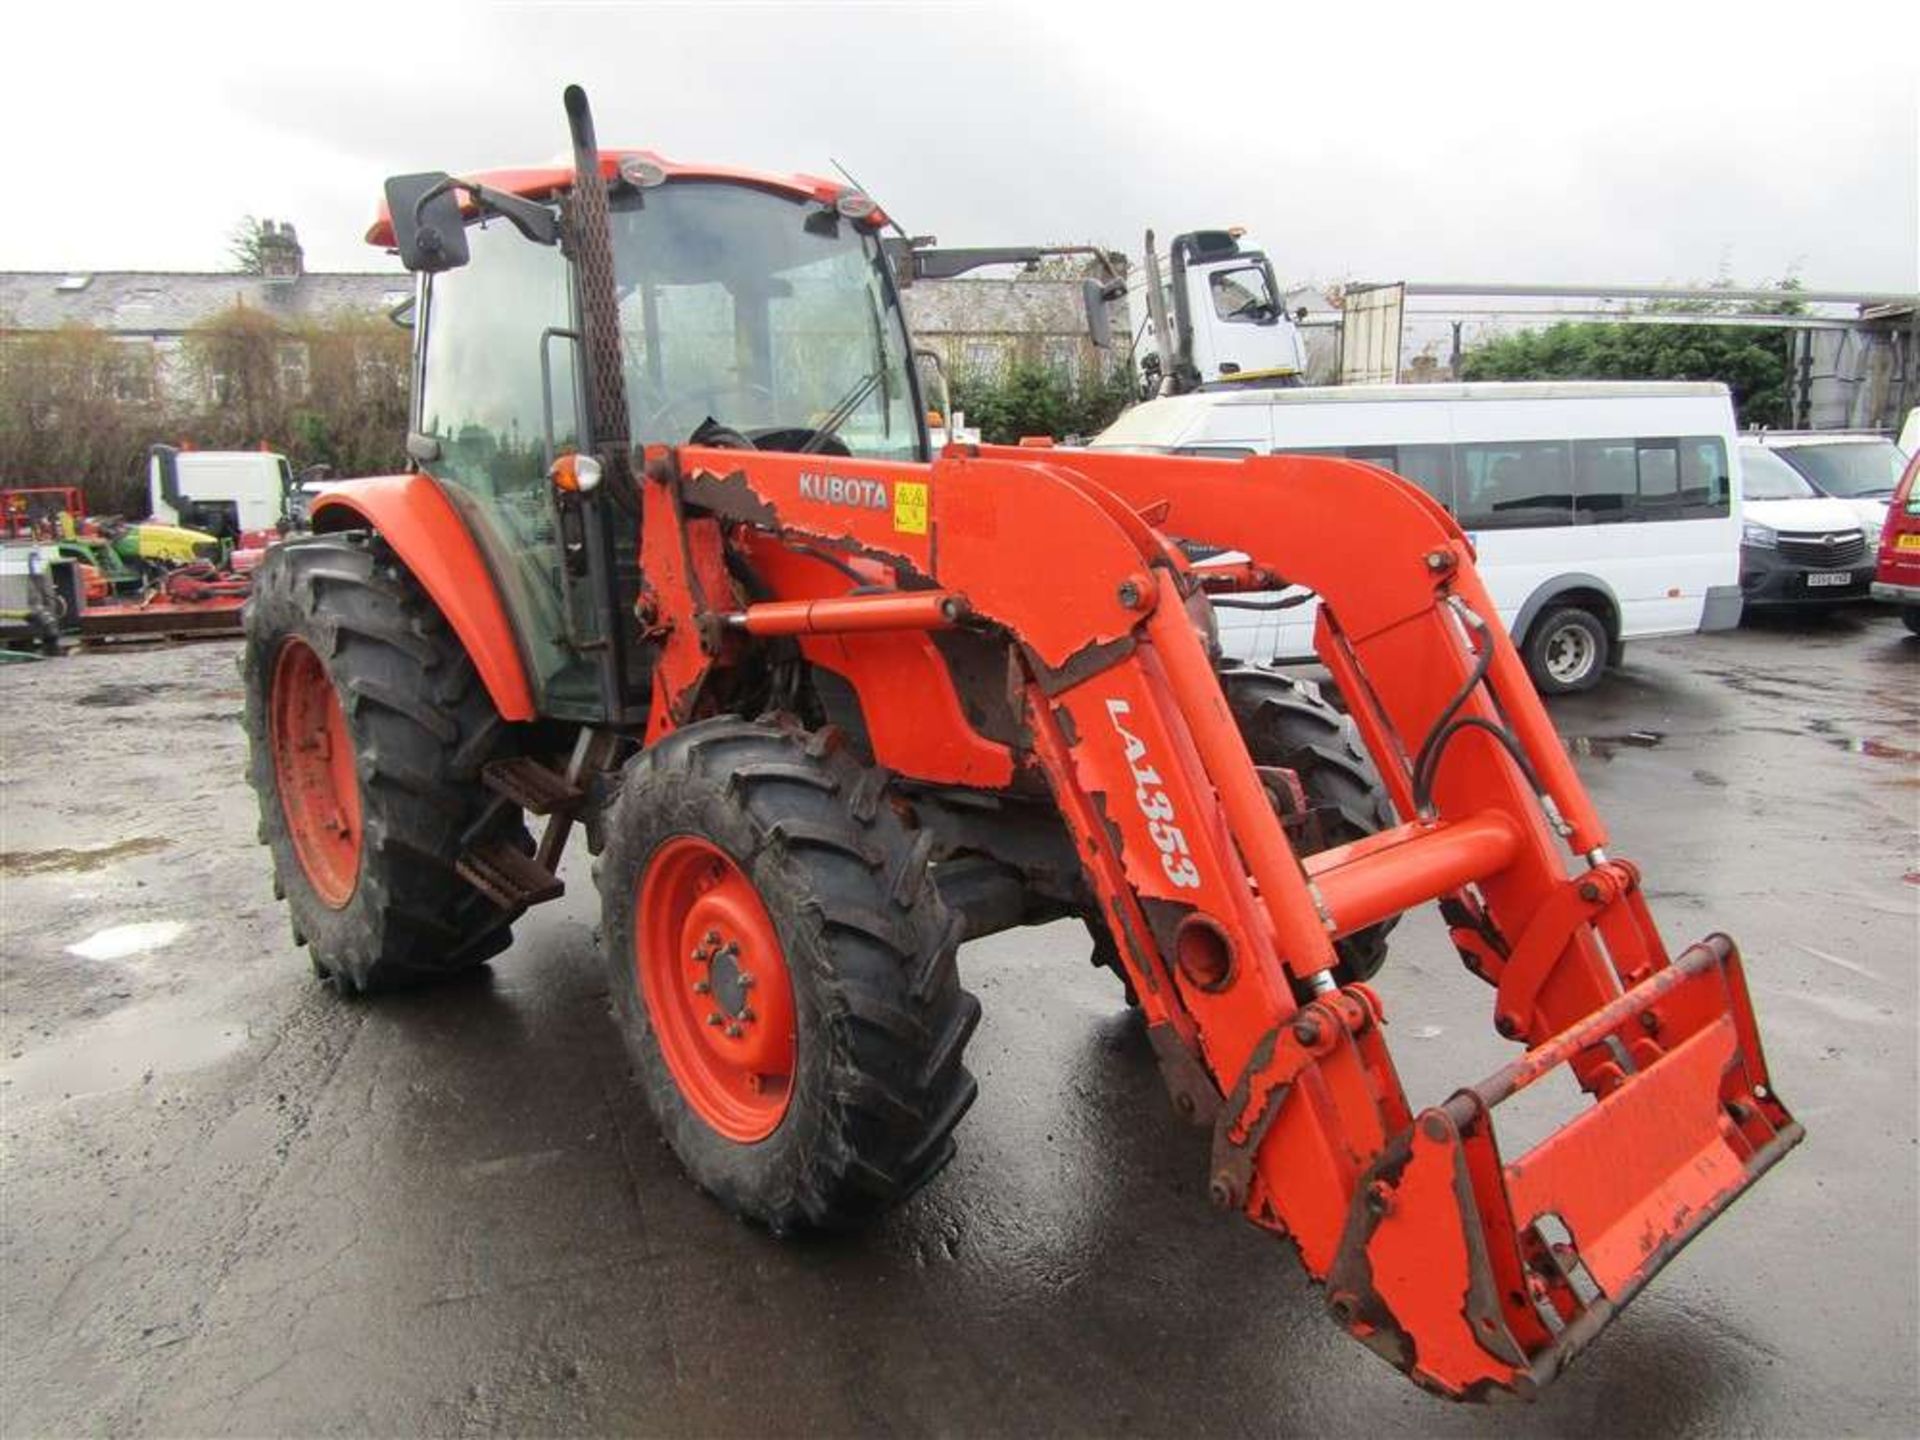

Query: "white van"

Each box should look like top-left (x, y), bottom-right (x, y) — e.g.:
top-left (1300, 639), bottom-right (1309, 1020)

top-left (1734, 444), bottom-right (1876, 607)
top-left (1089, 381), bottom-right (1744, 692)
top-left (1747, 430), bottom-right (1905, 537)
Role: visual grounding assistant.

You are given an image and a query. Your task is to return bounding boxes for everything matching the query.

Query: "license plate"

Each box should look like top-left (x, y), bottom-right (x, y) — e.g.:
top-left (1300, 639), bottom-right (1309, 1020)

top-left (1805, 570), bottom-right (1853, 588)
top-left (1898, 533), bottom-right (1920, 551)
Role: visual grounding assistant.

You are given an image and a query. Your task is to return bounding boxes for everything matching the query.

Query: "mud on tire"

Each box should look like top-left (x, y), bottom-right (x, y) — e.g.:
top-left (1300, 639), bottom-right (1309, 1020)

top-left (242, 532), bottom-right (526, 992)
top-left (599, 717), bottom-right (981, 1233)
top-left (1220, 661), bottom-right (1398, 982)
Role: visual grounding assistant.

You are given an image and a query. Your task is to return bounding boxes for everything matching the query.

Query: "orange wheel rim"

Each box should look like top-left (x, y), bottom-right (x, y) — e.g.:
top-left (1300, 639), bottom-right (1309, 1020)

top-left (268, 638), bottom-right (362, 908)
top-left (637, 837), bottom-right (797, 1142)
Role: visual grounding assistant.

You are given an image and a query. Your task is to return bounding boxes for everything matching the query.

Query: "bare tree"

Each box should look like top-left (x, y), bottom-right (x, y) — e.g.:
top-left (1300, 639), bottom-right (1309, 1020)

top-left (226, 216), bottom-right (267, 275)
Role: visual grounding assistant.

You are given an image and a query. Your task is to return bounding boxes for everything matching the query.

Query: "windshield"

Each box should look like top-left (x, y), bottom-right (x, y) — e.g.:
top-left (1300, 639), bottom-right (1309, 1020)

top-left (1209, 263), bottom-right (1278, 322)
top-left (608, 184), bottom-right (922, 460)
top-left (1739, 445), bottom-right (1819, 501)
top-left (1773, 440), bottom-right (1905, 499)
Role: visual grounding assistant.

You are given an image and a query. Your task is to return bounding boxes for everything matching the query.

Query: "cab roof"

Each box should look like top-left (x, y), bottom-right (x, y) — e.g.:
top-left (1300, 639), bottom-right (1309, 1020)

top-left (366, 149), bottom-right (883, 247)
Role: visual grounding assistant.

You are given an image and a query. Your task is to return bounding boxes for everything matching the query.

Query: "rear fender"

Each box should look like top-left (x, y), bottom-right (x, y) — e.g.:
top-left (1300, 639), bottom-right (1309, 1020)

top-left (310, 473), bottom-right (536, 722)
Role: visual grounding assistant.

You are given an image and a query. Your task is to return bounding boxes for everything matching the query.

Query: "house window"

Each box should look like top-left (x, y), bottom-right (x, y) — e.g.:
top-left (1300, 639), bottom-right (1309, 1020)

top-left (110, 344), bottom-right (156, 403)
top-left (963, 340), bottom-right (1006, 379)
top-left (278, 344), bottom-right (310, 400)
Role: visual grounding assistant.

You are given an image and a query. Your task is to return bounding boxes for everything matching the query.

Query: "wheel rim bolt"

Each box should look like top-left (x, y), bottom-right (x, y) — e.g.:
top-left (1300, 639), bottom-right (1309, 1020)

top-left (692, 979), bottom-right (711, 995)
top-left (706, 1012), bottom-right (724, 1027)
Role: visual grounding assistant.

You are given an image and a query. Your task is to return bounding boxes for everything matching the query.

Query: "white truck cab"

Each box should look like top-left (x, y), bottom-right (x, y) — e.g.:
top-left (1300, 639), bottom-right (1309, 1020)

top-left (148, 446), bottom-right (292, 539)
top-left (1134, 228), bottom-right (1308, 398)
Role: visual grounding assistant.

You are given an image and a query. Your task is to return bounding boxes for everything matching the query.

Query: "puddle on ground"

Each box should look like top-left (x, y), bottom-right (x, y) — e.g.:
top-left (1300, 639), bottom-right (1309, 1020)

top-left (2, 995), bottom-right (247, 1106)
top-left (1565, 730), bottom-right (1665, 760)
top-left (0, 836), bottom-right (171, 877)
top-left (65, 920), bottom-right (187, 962)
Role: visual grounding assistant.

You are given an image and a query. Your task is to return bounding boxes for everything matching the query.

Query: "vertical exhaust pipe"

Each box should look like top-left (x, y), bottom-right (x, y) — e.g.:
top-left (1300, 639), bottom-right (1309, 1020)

top-left (563, 84), bottom-right (634, 467)
top-left (560, 84), bottom-right (646, 721)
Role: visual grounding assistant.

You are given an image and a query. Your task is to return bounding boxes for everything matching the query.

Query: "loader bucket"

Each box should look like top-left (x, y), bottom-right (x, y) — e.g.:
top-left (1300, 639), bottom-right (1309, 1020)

top-left (1325, 934), bottom-right (1801, 1401)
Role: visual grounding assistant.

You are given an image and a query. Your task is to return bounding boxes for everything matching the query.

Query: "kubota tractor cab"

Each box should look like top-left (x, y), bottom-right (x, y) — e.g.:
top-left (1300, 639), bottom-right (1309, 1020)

top-left (243, 86), bottom-right (1799, 1401)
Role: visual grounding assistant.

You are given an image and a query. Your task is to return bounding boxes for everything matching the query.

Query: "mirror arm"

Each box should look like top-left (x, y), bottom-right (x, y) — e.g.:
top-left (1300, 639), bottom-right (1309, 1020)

top-left (415, 176), bottom-right (561, 248)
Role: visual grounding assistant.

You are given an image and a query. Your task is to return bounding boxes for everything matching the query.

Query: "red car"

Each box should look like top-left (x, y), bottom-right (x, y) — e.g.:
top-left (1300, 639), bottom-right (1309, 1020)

top-left (1871, 451), bottom-right (1920, 634)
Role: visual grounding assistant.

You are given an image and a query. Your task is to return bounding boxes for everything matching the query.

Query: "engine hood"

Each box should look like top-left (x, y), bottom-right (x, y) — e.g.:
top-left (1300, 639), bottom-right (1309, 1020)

top-left (1743, 496), bottom-right (1865, 534)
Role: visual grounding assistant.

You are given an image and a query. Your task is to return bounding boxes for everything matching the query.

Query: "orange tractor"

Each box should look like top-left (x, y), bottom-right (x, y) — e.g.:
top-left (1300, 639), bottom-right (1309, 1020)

top-left (244, 87), bottom-right (1799, 1400)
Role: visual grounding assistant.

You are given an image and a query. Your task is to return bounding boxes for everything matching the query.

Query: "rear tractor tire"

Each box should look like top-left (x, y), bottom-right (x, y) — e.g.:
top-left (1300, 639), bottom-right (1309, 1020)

top-left (599, 717), bottom-right (981, 1233)
top-left (242, 532), bottom-right (527, 993)
top-left (1220, 662), bottom-right (1398, 983)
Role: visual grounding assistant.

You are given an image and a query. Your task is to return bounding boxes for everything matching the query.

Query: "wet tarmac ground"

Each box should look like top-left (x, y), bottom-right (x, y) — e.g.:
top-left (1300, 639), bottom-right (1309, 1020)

top-left (2, 609), bottom-right (1916, 1437)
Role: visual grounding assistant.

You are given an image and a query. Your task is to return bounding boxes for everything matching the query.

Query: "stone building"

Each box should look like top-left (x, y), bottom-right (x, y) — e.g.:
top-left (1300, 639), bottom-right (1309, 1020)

top-left (1, 222), bottom-right (1128, 407)
top-left (0, 224), bottom-right (411, 406)
top-left (902, 275), bottom-right (1127, 385)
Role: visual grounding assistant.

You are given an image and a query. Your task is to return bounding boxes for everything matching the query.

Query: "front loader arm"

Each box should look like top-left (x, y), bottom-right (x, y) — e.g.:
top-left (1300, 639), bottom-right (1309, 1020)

top-left (637, 441), bottom-right (1800, 1400)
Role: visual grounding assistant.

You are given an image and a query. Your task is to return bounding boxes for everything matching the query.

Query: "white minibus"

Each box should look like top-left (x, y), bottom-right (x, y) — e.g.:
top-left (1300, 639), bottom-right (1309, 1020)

top-left (1089, 381), bottom-right (1744, 692)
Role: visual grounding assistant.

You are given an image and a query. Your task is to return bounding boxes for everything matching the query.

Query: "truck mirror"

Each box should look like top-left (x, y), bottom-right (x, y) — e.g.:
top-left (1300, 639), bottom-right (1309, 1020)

top-left (1083, 278), bottom-right (1114, 350)
top-left (914, 346), bottom-right (953, 422)
top-left (384, 172), bottom-right (471, 274)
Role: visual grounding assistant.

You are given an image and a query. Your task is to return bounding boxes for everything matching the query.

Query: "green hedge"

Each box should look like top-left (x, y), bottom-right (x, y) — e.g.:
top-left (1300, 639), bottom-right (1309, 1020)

top-left (947, 362), bottom-right (1135, 445)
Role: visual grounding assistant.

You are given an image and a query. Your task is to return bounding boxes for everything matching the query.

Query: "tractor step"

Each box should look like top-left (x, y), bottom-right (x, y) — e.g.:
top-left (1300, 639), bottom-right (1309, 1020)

top-left (481, 756), bottom-right (584, 815)
top-left (457, 838), bottom-right (564, 909)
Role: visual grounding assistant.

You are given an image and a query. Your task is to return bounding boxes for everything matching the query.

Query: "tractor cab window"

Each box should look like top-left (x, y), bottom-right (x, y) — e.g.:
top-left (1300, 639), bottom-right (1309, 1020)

top-left (608, 184), bottom-right (923, 461)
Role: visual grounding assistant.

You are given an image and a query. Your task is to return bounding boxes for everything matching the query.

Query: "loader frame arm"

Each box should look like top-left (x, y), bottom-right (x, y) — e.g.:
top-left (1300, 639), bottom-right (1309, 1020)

top-left (626, 439), bottom-right (1798, 1399)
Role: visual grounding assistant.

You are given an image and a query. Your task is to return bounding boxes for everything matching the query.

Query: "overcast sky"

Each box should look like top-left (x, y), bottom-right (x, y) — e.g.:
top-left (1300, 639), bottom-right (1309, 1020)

top-left (3, 1), bottom-right (1915, 292)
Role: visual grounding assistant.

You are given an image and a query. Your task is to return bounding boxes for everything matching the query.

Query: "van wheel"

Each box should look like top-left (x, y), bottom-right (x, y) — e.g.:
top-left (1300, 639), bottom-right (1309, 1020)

top-left (1524, 607), bottom-right (1608, 694)
top-left (1903, 607), bottom-right (1920, 636)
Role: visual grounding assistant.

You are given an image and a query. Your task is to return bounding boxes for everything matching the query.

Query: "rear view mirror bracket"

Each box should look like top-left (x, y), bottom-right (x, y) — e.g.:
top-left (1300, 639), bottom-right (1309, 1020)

top-left (384, 172), bottom-right (562, 274)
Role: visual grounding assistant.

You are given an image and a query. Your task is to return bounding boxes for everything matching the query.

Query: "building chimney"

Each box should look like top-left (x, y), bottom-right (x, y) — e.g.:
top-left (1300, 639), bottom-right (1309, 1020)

top-left (259, 220), bottom-right (303, 283)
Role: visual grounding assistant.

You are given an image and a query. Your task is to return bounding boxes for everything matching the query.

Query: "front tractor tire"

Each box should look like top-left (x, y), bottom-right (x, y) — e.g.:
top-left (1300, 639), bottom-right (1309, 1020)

top-left (600, 718), bottom-right (981, 1233)
top-left (242, 532), bottom-right (526, 993)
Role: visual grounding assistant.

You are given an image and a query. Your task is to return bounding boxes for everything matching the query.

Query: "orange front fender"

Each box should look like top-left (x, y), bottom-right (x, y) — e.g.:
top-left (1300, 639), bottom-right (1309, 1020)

top-left (310, 473), bottom-right (536, 722)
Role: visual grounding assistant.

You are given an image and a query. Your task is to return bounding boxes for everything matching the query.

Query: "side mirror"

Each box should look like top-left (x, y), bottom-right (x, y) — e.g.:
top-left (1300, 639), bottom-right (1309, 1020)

top-left (384, 172), bottom-right (471, 274)
top-left (882, 237), bottom-right (916, 290)
top-left (1083, 277), bottom-right (1116, 350)
top-left (914, 346), bottom-right (953, 423)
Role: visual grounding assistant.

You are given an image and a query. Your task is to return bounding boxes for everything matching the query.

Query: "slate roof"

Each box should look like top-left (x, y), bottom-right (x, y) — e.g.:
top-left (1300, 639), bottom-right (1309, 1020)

top-left (0, 271), bottom-right (412, 336)
top-left (0, 269), bottom-right (1120, 342)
